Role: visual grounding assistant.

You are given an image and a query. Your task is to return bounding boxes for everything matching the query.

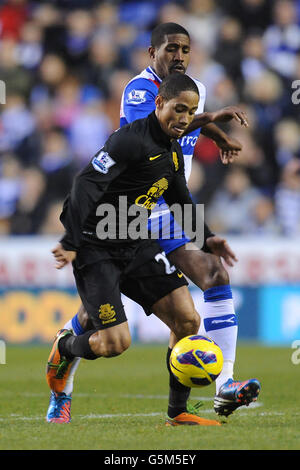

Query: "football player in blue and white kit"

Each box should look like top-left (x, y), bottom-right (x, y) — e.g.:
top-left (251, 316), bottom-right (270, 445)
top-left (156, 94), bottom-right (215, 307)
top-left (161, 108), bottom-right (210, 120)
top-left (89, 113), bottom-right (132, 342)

top-left (46, 23), bottom-right (260, 424)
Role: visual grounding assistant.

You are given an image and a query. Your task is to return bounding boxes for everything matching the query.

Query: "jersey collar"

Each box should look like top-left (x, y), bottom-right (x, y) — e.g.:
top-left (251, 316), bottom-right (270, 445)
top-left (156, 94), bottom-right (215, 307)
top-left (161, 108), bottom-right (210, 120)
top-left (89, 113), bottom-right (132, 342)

top-left (147, 66), bottom-right (162, 84)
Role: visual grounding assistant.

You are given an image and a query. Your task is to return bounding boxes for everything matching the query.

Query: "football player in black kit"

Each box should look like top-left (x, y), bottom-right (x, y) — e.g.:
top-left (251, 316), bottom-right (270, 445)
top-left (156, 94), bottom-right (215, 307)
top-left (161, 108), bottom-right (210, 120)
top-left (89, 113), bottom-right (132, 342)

top-left (46, 73), bottom-right (223, 426)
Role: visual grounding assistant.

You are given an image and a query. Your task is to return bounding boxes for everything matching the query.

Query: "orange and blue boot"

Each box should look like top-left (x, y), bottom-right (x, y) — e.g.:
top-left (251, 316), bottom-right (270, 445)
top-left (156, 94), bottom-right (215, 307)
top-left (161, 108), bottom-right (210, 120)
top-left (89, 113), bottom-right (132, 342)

top-left (46, 391), bottom-right (72, 423)
top-left (46, 329), bottom-right (74, 394)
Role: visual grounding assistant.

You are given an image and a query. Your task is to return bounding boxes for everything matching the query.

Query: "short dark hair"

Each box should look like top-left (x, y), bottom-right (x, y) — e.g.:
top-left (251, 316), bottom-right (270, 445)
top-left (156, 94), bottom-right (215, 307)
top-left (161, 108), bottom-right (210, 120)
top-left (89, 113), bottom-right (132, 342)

top-left (158, 73), bottom-right (199, 101)
top-left (151, 22), bottom-right (190, 48)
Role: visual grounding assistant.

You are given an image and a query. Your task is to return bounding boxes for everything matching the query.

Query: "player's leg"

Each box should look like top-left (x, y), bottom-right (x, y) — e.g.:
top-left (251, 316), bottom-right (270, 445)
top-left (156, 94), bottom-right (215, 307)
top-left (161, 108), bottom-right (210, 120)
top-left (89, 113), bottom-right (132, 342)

top-left (58, 321), bottom-right (131, 360)
top-left (122, 248), bottom-right (220, 426)
top-left (168, 242), bottom-right (260, 416)
top-left (46, 303), bottom-right (89, 423)
top-left (46, 258), bottom-right (130, 423)
top-left (168, 243), bottom-right (238, 391)
top-left (152, 286), bottom-right (220, 426)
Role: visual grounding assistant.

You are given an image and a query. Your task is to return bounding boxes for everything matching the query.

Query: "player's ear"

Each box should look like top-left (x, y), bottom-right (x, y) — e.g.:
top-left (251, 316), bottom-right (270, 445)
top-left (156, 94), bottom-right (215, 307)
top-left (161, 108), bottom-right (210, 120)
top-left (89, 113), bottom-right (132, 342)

top-left (148, 46), bottom-right (155, 59)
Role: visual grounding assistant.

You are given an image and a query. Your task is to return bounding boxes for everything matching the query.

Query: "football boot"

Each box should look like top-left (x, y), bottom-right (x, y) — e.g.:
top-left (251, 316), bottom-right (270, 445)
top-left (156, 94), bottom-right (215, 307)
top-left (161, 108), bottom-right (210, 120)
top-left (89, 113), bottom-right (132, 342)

top-left (214, 378), bottom-right (261, 417)
top-left (46, 391), bottom-right (72, 423)
top-left (46, 329), bottom-right (74, 393)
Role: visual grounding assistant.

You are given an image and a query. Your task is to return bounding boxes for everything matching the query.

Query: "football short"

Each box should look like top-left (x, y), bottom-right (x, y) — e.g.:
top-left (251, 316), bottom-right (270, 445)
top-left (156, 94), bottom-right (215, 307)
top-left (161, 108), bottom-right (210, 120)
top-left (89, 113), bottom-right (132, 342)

top-left (73, 240), bottom-right (188, 330)
top-left (148, 209), bottom-right (191, 255)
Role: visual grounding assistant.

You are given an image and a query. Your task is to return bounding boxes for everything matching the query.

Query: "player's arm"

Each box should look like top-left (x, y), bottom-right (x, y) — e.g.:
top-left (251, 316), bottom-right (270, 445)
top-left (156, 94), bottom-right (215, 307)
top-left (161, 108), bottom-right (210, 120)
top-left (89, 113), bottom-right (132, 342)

top-left (57, 130), bottom-right (142, 262)
top-left (183, 106), bottom-right (248, 135)
top-left (199, 122), bottom-right (243, 165)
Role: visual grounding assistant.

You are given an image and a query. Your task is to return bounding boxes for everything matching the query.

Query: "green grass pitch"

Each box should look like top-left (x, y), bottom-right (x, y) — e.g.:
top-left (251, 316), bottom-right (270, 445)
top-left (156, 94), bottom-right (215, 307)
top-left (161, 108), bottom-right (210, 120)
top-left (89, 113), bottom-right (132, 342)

top-left (0, 343), bottom-right (299, 450)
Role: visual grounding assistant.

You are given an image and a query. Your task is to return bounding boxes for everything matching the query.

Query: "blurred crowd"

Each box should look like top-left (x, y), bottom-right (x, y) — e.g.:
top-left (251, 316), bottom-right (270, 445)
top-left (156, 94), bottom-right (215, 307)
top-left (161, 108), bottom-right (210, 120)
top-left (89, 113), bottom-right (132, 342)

top-left (0, 0), bottom-right (300, 238)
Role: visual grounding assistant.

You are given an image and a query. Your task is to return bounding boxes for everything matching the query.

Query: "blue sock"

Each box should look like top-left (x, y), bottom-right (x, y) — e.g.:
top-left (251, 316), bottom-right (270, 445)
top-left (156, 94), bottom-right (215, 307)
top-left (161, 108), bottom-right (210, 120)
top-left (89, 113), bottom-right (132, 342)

top-left (71, 314), bottom-right (85, 336)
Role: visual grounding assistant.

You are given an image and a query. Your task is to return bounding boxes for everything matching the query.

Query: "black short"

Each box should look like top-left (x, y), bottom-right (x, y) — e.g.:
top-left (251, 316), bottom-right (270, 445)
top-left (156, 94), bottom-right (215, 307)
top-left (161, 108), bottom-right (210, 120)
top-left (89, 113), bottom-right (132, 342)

top-left (73, 241), bottom-right (188, 330)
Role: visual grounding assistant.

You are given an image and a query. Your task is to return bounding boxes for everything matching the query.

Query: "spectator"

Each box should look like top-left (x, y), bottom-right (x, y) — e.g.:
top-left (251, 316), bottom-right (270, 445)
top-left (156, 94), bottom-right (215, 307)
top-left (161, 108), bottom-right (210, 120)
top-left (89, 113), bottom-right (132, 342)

top-left (39, 199), bottom-right (65, 236)
top-left (0, 0), bottom-right (28, 40)
top-left (263, 0), bottom-right (300, 78)
top-left (273, 119), bottom-right (300, 167)
top-left (0, 93), bottom-right (36, 155)
top-left (0, 153), bottom-right (22, 227)
top-left (30, 53), bottom-right (68, 104)
top-left (240, 32), bottom-right (270, 82)
top-left (9, 166), bottom-right (47, 234)
top-left (221, 0), bottom-right (272, 33)
top-left (206, 165), bottom-right (263, 234)
top-left (69, 98), bottom-right (113, 166)
top-left (275, 159), bottom-right (300, 236)
top-left (0, 37), bottom-right (33, 98)
top-left (184, 0), bottom-right (222, 54)
top-left (85, 31), bottom-right (122, 97)
top-left (214, 16), bottom-right (243, 82)
top-left (63, 9), bottom-right (94, 70)
top-left (247, 195), bottom-right (280, 235)
top-left (39, 127), bottom-right (77, 200)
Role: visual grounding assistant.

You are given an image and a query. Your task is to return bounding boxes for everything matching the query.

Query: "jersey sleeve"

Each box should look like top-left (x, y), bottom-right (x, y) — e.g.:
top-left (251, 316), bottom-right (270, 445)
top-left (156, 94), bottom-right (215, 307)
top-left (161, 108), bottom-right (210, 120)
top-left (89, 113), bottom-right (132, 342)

top-left (122, 78), bottom-right (157, 124)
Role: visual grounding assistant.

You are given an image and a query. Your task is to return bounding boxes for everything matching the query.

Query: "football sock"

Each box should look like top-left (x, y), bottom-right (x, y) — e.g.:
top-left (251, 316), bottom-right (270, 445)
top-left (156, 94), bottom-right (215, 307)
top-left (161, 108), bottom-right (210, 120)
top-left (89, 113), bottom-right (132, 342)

top-left (199, 285), bottom-right (238, 394)
top-left (63, 313), bottom-right (85, 336)
top-left (166, 347), bottom-right (191, 418)
top-left (59, 330), bottom-right (98, 361)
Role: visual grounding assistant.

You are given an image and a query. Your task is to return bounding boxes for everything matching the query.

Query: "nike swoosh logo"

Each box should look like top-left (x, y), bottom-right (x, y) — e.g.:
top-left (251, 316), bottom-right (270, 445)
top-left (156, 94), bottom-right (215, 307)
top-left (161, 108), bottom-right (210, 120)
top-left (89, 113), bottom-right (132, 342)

top-left (149, 154), bottom-right (162, 161)
top-left (211, 317), bottom-right (235, 324)
top-left (177, 272), bottom-right (183, 278)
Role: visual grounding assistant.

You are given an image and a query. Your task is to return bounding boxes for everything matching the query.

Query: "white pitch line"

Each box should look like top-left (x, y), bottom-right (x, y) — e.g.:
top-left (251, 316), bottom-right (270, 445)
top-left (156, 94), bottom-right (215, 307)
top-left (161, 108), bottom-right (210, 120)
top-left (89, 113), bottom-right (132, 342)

top-left (0, 403), bottom-right (264, 422)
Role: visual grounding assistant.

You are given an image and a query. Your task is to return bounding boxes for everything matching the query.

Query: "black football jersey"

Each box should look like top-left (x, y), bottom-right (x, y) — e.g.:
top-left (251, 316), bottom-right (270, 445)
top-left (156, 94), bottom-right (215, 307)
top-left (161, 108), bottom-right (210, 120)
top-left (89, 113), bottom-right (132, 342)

top-left (60, 111), bottom-right (213, 251)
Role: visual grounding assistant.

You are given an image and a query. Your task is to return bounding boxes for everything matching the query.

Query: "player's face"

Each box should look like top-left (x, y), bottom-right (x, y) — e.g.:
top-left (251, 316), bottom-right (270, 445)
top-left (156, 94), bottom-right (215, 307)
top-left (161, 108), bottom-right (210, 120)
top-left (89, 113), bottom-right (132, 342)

top-left (149, 34), bottom-right (190, 79)
top-left (155, 90), bottom-right (199, 139)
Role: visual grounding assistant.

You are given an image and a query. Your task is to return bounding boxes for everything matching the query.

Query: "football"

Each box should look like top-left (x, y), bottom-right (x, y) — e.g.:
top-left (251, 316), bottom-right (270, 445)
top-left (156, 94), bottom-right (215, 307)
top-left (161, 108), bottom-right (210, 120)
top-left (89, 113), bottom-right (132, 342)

top-left (170, 335), bottom-right (224, 388)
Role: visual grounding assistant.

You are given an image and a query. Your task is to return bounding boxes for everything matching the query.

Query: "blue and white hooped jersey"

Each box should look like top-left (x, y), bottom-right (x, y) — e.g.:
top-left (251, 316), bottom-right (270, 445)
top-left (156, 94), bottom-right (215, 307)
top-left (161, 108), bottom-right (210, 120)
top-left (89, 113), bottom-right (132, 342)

top-left (120, 66), bottom-right (206, 183)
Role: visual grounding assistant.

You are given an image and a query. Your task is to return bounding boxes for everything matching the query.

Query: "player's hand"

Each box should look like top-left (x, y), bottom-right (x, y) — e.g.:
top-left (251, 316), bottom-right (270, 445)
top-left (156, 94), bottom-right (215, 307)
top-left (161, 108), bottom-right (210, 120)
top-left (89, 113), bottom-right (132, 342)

top-left (217, 136), bottom-right (242, 164)
top-left (205, 235), bottom-right (238, 267)
top-left (211, 106), bottom-right (249, 127)
top-left (52, 243), bottom-right (76, 269)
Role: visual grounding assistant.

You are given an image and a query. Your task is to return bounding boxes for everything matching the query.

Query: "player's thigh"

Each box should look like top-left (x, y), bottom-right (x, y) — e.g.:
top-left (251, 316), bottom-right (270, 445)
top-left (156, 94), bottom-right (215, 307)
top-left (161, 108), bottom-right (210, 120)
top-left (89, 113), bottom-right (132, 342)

top-left (73, 260), bottom-right (127, 331)
top-left (168, 242), bottom-right (229, 290)
top-left (152, 285), bottom-right (200, 340)
top-left (121, 248), bottom-right (188, 318)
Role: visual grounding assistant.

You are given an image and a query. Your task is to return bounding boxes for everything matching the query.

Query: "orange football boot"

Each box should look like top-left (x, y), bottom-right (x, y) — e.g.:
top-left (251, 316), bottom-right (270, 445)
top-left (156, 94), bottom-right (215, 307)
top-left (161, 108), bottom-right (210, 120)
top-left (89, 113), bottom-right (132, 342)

top-left (165, 412), bottom-right (221, 426)
top-left (46, 329), bottom-right (74, 393)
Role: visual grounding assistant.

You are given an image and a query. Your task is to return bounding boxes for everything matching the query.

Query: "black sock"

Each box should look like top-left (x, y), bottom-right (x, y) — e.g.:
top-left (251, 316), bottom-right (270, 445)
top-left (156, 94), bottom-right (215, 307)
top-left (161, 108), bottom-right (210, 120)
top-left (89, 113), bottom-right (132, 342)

top-left (166, 347), bottom-right (191, 418)
top-left (59, 330), bottom-right (99, 360)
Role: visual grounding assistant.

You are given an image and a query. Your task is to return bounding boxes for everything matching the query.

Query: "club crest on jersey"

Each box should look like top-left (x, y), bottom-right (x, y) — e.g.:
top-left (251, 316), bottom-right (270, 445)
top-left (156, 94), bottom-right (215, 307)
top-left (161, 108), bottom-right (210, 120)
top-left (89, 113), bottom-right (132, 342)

top-left (172, 151), bottom-right (179, 171)
top-left (99, 304), bottom-right (116, 324)
top-left (92, 150), bottom-right (115, 174)
top-left (126, 89), bottom-right (147, 104)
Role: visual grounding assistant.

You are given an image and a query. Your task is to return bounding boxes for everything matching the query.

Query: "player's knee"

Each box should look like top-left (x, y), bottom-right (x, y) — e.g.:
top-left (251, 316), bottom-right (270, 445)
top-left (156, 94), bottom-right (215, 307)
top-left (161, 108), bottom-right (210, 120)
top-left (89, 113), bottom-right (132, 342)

top-left (77, 304), bottom-right (90, 330)
top-left (90, 329), bottom-right (131, 358)
top-left (174, 309), bottom-right (200, 339)
top-left (101, 335), bottom-right (131, 358)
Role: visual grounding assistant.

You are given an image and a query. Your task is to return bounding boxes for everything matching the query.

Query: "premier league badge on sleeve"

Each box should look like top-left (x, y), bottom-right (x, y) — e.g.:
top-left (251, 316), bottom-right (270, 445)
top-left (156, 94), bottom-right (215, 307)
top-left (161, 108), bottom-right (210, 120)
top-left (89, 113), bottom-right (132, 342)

top-left (92, 150), bottom-right (116, 174)
top-left (126, 89), bottom-right (147, 104)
